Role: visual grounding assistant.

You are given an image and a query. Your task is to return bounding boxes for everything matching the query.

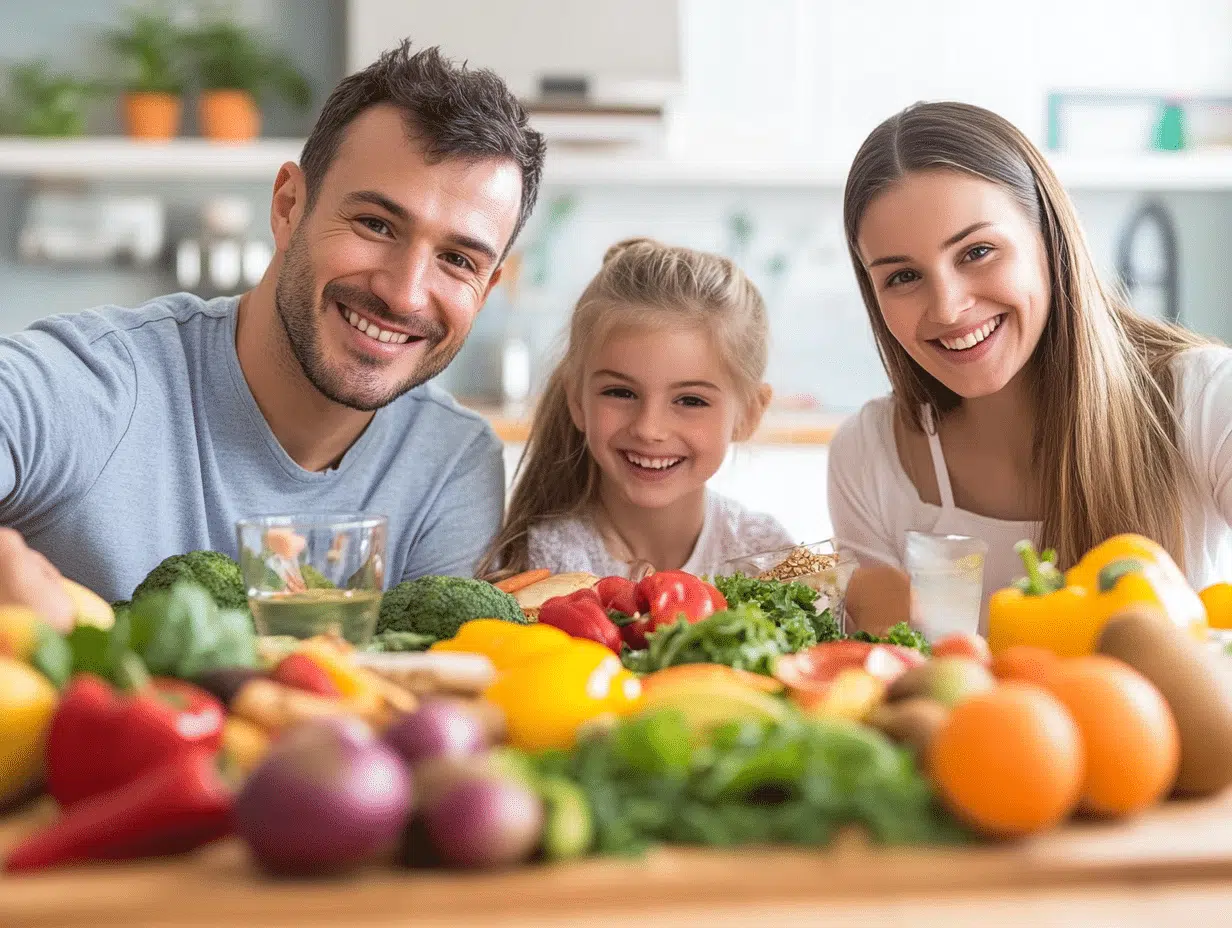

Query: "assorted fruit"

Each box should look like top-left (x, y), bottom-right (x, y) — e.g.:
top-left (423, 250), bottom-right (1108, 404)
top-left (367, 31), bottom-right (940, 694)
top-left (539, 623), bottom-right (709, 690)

top-left (1, 530), bottom-right (1232, 883)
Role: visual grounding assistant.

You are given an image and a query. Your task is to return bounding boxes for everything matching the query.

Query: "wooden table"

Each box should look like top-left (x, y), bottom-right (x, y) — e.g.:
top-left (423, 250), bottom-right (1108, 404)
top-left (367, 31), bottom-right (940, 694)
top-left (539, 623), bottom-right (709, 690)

top-left (4, 794), bottom-right (1232, 927)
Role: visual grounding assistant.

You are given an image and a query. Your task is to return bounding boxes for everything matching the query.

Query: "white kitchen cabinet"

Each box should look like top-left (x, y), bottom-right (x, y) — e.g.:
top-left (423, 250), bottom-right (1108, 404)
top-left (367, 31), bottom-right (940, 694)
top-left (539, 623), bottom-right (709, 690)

top-left (501, 442), bottom-right (832, 545)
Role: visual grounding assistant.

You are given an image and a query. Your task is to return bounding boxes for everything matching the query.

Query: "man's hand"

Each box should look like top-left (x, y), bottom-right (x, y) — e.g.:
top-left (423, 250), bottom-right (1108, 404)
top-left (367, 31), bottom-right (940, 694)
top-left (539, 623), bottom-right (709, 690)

top-left (0, 528), bottom-right (74, 633)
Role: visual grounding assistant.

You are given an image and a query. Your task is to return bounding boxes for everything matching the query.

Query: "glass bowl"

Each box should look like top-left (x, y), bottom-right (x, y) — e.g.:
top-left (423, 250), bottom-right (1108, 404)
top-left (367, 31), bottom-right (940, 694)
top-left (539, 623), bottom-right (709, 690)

top-left (717, 539), bottom-right (858, 634)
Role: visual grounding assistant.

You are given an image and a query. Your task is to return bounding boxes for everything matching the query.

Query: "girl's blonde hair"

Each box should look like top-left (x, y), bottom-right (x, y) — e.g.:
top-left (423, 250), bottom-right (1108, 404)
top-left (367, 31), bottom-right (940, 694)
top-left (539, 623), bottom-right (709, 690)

top-left (843, 101), bottom-right (1210, 570)
top-left (478, 237), bottom-right (769, 578)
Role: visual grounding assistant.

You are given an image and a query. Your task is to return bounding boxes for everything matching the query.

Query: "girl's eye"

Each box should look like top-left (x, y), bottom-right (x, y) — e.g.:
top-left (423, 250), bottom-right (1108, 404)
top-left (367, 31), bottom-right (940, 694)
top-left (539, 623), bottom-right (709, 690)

top-left (885, 268), bottom-right (920, 288)
top-left (600, 387), bottom-right (636, 399)
top-left (358, 217), bottom-right (391, 236)
top-left (676, 395), bottom-right (710, 408)
top-left (441, 252), bottom-right (475, 271)
top-left (964, 244), bottom-right (993, 262)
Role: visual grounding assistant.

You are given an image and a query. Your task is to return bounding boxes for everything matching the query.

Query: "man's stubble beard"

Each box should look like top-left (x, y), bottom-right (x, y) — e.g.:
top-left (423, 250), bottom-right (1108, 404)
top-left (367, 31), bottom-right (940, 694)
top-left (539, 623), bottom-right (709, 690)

top-left (273, 227), bottom-right (462, 412)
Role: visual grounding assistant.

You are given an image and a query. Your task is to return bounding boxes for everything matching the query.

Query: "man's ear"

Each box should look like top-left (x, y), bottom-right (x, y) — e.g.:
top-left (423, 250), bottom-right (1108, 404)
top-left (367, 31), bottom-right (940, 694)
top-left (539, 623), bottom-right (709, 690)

top-left (734, 383), bottom-right (773, 441)
top-left (270, 162), bottom-right (307, 250)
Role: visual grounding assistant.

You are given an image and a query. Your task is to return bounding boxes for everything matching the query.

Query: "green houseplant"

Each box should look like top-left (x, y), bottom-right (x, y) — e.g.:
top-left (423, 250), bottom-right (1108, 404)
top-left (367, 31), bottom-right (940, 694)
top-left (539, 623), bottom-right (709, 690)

top-left (183, 18), bottom-right (311, 142)
top-left (0, 62), bottom-right (98, 137)
top-left (103, 5), bottom-right (189, 140)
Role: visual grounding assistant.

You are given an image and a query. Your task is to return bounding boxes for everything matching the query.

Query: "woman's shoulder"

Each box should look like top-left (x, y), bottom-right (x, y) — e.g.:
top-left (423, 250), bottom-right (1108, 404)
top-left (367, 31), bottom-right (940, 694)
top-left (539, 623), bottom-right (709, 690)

top-left (828, 394), bottom-right (904, 485)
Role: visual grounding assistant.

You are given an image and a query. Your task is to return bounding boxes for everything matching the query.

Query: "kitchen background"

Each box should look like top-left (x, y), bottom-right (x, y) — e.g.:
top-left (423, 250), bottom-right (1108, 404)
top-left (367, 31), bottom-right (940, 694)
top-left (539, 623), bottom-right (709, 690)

top-left (3, 0), bottom-right (1232, 542)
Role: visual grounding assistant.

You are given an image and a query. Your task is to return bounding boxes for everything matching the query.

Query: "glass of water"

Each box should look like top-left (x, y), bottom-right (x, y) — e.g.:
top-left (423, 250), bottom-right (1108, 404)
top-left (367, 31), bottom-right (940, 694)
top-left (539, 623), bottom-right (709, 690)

top-left (237, 513), bottom-right (387, 646)
top-left (904, 531), bottom-right (988, 641)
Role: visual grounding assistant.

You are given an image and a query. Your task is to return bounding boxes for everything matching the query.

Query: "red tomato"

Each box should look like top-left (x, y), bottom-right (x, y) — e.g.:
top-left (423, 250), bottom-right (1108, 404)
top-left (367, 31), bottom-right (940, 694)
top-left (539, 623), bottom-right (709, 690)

top-left (773, 640), bottom-right (918, 694)
top-left (931, 633), bottom-right (992, 664)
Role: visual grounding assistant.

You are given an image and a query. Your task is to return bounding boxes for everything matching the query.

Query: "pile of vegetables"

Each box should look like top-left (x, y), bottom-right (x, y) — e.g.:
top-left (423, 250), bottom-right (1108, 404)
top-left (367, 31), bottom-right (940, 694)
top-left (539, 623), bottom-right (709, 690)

top-left (370, 576), bottom-right (529, 652)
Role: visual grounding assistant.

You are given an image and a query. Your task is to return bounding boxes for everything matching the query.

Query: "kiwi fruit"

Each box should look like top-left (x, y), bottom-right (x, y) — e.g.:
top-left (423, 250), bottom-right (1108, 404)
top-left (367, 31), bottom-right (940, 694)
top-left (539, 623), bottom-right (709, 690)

top-left (1098, 605), bottom-right (1232, 797)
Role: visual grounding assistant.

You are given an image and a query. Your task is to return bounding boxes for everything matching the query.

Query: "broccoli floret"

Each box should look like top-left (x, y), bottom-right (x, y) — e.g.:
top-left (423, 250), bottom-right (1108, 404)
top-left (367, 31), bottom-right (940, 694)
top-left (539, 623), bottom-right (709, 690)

top-left (377, 576), bottom-right (528, 643)
top-left (133, 551), bottom-right (247, 612)
top-left (364, 629), bottom-right (437, 652)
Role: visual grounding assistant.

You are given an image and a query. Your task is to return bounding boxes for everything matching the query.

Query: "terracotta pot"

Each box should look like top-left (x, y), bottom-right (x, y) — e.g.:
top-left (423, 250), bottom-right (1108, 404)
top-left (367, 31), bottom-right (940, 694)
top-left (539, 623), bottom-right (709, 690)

top-left (122, 92), bottom-right (182, 141)
top-left (198, 89), bottom-right (260, 142)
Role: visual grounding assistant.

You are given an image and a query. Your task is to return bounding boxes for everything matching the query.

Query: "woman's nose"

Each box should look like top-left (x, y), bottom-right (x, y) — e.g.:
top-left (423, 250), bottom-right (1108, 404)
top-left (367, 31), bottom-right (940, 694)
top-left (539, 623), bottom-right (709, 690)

top-left (927, 271), bottom-right (976, 325)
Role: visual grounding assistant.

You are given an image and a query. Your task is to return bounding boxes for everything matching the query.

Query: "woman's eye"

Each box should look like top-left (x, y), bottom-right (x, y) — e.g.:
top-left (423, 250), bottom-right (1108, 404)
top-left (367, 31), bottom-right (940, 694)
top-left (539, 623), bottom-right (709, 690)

top-left (359, 217), bottom-right (391, 236)
top-left (885, 268), bottom-right (920, 288)
top-left (676, 395), bottom-right (710, 408)
top-left (964, 244), bottom-right (993, 262)
top-left (600, 387), bottom-right (636, 399)
top-left (441, 252), bottom-right (475, 271)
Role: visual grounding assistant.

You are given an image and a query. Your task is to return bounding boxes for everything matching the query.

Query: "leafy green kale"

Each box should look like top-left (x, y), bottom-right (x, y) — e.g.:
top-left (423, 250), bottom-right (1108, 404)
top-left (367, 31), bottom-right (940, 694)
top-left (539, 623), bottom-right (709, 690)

top-left (850, 621), bottom-right (931, 654)
top-left (622, 603), bottom-right (790, 676)
top-left (377, 575), bottom-right (528, 644)
top-left (528, 709), bottom-right (967, 855)
top-left (711, 573), bottom-right (842, 648)
top-left (132, 550), bottom-right (248, 612)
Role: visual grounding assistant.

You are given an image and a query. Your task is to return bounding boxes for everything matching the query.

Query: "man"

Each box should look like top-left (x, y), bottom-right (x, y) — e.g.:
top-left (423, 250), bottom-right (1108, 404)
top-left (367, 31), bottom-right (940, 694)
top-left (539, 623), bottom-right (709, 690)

top-left (0, 41), bottom-right (546, 628)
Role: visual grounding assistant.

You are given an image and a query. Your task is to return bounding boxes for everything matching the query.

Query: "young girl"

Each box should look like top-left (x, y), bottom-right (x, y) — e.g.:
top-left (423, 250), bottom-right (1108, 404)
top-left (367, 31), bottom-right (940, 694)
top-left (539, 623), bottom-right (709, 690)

top-left (480, 237), bottom-right (795, 579)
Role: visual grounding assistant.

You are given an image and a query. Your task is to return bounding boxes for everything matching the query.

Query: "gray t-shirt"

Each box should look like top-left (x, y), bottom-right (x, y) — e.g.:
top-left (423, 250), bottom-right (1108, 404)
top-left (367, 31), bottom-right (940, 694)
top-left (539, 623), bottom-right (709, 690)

top-left (0, 293), bottom-right (505, 602)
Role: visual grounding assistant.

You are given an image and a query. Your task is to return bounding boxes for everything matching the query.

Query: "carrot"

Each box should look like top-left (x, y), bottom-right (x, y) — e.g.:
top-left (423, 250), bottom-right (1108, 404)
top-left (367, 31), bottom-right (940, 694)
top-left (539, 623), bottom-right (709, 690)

top-left (494, 569), bottom-right (551, 594)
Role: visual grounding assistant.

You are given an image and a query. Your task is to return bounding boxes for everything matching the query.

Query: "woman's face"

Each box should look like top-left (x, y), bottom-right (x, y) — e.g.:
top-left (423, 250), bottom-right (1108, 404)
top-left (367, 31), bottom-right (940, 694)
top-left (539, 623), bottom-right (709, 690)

top-left (856, 170), bottom-right (1052, 400)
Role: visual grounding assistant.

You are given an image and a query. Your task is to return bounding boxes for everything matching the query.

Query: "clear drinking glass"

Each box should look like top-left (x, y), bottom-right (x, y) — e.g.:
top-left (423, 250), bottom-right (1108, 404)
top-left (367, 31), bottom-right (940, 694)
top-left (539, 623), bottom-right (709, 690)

top-left (718, 540), bottom-right (858, 635)
top-left (236, 513), bottom-right (387, 645)
top-left (904, 531), bottom-right (988, 641)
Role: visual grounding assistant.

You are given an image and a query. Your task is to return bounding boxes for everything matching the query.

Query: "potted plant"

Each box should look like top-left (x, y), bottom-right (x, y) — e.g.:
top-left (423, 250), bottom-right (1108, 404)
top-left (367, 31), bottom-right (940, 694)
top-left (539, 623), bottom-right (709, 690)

top-left (104, 5), bottom-right (188, 140)
top-left (0, 62), bottom-right (98, 137)
top-left (183, 18), bottom-right (312, 142)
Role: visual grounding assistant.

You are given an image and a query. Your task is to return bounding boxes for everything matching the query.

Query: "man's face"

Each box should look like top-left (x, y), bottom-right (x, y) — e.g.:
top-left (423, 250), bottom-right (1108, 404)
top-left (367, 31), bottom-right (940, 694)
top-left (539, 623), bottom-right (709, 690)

top-left (273, 105), bottom-right (523, 411)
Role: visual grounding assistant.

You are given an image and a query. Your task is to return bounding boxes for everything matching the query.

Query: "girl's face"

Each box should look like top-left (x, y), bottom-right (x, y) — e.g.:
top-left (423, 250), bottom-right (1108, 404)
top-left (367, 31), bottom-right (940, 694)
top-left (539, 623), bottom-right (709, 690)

top-left (856, 170), bottom-right (1052, 400)
top-left (569, 322), bottom-right (749, 511)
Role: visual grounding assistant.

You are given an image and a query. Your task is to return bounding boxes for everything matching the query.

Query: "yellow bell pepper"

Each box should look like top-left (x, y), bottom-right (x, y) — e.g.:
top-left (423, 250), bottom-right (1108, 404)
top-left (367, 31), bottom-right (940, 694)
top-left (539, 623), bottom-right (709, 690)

top-left (0, 655), bottom-right (58, 804)
top-left (989, 534), bottom-right (1208, 657)
top-left (1200, 583), bottom-right (1232, 630)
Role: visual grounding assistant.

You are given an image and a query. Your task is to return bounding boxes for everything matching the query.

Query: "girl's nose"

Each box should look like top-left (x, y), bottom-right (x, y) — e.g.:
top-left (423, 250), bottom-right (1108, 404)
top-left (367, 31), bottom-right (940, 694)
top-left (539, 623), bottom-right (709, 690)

top-left (629, 403), bottom-right (669, 442)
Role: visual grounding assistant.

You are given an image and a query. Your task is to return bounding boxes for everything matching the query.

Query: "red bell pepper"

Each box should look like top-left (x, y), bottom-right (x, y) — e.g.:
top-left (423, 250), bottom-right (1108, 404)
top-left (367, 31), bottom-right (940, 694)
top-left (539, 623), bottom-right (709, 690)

top-left (636, 571), bottom-right (727, 632)
top-left (5, 751), bottom-right (234, 873)
top-left (46, 674), bottom-right (225, 809)
top-left (538, 589), bottom-right (622, 652)
top-left (593, 576), bottom-right (653, 650)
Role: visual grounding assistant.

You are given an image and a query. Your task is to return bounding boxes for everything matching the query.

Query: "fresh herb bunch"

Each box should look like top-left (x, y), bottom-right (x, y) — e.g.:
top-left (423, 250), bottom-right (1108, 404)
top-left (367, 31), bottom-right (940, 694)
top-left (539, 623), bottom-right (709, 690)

top-left (622, 604), bottom-right (790, 675)
top-left (710, 573), bottom-right (841, 647)
top-left (182, 18), bottom-right (311, 106)
top-left (103, 5), bottom-right (188, 94)
top-left (850, 622), bottom-right (931, 654)
top-left (528, 709), bottom-right (967, 855)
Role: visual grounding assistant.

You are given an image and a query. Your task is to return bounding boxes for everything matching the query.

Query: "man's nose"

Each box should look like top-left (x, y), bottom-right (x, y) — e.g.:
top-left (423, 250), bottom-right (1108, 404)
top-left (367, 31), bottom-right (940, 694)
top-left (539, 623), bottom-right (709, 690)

top-left (372, 246), bottom-right (432, 316)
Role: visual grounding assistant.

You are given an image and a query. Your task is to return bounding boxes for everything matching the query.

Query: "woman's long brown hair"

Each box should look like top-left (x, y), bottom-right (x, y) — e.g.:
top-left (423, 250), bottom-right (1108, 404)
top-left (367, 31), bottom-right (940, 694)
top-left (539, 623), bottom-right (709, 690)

top-left (842, 101), bottom-right (1209, 570)
top-left (476, 237), bottom-right (769, 578)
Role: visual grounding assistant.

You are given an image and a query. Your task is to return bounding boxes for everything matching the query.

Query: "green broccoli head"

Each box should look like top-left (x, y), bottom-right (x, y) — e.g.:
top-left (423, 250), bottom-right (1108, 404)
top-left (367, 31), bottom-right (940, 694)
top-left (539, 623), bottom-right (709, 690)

top-left (377, 576), bottom-right (528, 643)
top-left (133, 551), bottom-right (248, 612)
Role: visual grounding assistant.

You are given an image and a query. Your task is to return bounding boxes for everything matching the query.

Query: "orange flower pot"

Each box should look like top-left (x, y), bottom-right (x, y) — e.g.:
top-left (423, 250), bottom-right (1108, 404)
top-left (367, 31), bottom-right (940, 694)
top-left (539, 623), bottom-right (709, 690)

top-left (198, 89), bottom-right (260, 142)
top-left (122, 92), bottom-right (182, 141)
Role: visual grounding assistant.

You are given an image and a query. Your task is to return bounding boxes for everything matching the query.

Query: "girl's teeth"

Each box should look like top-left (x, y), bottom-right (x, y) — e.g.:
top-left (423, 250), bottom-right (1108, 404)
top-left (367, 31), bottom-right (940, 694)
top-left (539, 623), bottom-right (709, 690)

top-left (626, 452), bottom-right (682, 470)
top-left (343, 307), bottom-right (411, 344)
top-left (940, 315), bottom-right (1001, 351)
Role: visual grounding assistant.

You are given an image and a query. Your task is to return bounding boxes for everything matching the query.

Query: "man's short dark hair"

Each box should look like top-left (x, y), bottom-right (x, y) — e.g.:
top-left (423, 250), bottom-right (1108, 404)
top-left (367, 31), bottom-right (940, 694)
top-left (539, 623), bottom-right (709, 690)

top-left (299, 40), bottom-right (546, 258)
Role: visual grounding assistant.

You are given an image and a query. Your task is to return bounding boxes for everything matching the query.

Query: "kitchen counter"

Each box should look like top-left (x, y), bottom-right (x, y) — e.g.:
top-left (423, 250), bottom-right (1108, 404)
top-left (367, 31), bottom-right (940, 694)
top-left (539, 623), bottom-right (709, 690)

top-left (464, 403), bottom-right (849, 445)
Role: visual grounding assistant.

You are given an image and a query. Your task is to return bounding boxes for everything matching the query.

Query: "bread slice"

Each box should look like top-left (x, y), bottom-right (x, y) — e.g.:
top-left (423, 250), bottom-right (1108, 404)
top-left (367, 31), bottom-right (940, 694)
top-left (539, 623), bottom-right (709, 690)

top-left (512, 572), bottom-right (601, 619)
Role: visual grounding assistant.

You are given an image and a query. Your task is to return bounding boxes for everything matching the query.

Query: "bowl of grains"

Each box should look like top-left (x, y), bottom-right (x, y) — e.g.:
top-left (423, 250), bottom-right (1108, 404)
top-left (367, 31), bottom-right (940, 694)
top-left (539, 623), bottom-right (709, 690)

top-left (719, 540), bottom-right (859, 632)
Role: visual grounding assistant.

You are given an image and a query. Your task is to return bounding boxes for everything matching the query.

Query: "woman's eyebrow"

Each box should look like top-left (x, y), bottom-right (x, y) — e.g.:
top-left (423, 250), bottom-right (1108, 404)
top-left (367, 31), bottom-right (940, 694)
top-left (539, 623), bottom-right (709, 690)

top-left (866, 221), bottom-right (995, 268)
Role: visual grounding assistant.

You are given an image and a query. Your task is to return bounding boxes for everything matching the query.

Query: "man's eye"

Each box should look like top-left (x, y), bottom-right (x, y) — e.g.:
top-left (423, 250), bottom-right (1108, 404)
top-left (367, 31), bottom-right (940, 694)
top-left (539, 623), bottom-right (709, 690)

top-left (441, 252), bottom-right (475, 271)
top-left (359, 217), bottom-right (391, 236)
top-left (676, 395), bottom-right (709, 408)
top-left (601, 387), bottom-right (635, 399)
top-left (885, 268), bottom-right (920, 288)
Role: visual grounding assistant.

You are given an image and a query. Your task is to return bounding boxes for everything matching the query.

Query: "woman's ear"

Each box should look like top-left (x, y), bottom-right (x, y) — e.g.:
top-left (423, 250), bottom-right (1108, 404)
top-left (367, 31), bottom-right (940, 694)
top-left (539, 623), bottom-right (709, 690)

top-left (734, 383), bottom-right (773, 441)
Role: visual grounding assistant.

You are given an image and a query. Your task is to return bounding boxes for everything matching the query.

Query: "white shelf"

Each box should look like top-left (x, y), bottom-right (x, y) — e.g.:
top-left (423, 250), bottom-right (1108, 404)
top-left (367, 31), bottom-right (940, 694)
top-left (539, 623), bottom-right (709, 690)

top-left (1, 137), bottom-right (1232, 191)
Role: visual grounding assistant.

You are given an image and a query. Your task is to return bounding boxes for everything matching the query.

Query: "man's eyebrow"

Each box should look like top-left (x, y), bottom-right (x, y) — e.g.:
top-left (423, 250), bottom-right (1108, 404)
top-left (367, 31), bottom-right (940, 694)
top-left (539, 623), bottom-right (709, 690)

top-left (341, 190), bottom-right (500, 264)
top-left (866, 221), bottom-right (995, 268)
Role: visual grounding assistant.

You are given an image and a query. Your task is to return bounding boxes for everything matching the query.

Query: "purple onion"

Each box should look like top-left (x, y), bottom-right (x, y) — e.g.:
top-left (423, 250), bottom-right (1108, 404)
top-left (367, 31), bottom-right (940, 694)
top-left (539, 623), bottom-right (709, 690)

top-left (382, 701), bottom-right (489, 766)
top-left (423, 776), bottom-right (544, 869)
top-left (235, 717), bottom-right (411, 876)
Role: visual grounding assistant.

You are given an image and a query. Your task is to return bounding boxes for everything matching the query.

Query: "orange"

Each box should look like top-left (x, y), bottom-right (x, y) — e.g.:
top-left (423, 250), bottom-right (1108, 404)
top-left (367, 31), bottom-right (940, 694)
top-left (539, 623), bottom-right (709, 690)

top-left (1045, 655), bottom-right (1179, 816)
top-left (928, 683), bottom-right (1083, 837)
top-left (991, 645), bottom-right (1059, 686)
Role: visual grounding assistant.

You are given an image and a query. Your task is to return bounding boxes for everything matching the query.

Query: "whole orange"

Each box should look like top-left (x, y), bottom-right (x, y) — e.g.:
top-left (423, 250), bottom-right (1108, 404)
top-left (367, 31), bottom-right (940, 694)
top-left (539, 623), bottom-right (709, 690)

top-left (991, 645), bottom-right (1058, 686)
top-left (1045, 655), bottom-right (1179, 816)
top-left (928, 683), bottom-right (1084, 837)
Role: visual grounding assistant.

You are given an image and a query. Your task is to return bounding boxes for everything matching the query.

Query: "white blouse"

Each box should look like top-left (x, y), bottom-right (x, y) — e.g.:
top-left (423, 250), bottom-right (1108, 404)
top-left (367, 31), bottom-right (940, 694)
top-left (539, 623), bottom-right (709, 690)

top-left (827, 345), bottom-right (1232, 605)
top-left (526, 490), bottom-right (796, 579)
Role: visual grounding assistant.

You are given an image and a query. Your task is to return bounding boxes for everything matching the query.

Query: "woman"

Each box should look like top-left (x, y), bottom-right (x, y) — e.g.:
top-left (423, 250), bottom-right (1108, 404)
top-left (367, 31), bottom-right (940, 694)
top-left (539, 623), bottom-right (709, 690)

top-left (829, 101), bottom-right (1232, 631)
